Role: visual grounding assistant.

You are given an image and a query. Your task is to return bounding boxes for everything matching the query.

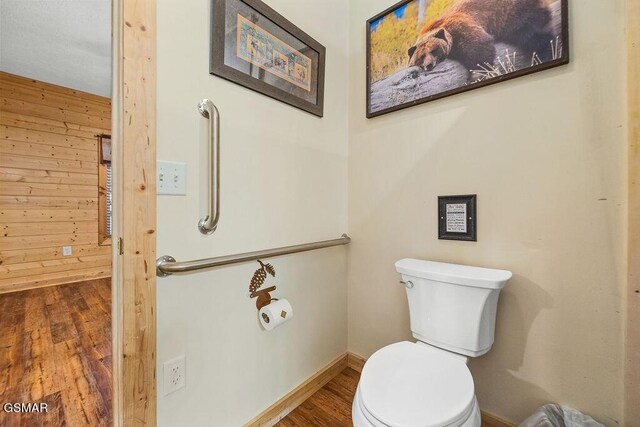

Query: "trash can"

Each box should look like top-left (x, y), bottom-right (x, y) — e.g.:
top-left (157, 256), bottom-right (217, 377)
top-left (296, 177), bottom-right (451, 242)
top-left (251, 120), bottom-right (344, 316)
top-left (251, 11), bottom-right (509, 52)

top-left (520, 404), bottom-right (604, 427)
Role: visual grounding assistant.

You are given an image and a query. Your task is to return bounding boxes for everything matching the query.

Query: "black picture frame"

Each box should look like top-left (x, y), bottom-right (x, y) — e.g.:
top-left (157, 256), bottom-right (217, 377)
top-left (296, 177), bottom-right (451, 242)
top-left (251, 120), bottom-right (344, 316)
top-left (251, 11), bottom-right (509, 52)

top-left (438, 195), bottom-right (477, 242)
top-left (210, 0), bottom-right (326, 117)
top-left (366, 0), bottom-right (569, 118)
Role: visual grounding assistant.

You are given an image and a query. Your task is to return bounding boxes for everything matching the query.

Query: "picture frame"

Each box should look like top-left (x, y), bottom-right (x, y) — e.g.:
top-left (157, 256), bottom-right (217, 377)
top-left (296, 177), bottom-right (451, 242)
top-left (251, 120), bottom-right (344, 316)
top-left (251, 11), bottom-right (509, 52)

top-left (366, 0), bottom-right (569, 118)
top-left (438, 195), bottom-right (477, 241)
top-left (210, 0), bottom-right (326, 117)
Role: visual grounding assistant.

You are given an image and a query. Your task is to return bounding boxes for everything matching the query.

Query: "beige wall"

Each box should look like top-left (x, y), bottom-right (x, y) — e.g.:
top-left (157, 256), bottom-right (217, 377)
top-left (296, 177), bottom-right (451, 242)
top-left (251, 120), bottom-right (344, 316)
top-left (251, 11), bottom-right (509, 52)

top-left (347, 1), bottom-right (627, 425)
top-left (156, 0), bottom-right (349, 425)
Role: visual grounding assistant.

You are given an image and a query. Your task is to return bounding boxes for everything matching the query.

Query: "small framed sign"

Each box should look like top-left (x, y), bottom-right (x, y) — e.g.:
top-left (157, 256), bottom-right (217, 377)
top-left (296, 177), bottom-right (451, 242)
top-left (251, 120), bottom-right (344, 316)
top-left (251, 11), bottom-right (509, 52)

top-left (438, 195), bottom-right (477, 241)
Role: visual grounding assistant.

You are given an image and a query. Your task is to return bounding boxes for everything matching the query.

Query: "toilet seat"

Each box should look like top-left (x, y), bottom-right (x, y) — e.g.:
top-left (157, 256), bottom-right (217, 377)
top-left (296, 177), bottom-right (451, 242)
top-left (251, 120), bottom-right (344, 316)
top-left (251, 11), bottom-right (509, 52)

top-left (358, 342), bottom-right (476, 427)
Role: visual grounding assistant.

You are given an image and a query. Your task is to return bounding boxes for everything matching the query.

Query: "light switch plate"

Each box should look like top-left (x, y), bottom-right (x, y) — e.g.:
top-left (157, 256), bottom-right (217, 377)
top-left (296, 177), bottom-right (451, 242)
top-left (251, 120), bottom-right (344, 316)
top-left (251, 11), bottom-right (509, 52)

top-left (62, 246), bottom-right (72, 256)
top-left (157, 161), bottom-right (187, 195)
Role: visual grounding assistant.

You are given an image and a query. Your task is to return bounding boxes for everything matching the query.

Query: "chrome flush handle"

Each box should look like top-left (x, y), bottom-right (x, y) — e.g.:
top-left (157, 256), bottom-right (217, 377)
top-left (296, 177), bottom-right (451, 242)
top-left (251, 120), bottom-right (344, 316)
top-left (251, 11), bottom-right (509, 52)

top-left (400, 280), bottom-right (414, 289)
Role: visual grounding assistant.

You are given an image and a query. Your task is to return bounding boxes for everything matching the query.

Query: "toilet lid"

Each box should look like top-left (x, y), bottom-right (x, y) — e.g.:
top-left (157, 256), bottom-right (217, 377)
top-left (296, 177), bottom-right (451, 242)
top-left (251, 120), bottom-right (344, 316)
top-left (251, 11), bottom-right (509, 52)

top-left (359, 342), bottom-right (475, 427)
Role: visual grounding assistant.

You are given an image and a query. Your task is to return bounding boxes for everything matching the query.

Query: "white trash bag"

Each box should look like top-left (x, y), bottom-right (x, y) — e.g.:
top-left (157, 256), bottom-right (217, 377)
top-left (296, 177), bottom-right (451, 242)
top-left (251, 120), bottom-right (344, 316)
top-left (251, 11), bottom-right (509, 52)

top-left (520, 404), bottom-right (604, 427)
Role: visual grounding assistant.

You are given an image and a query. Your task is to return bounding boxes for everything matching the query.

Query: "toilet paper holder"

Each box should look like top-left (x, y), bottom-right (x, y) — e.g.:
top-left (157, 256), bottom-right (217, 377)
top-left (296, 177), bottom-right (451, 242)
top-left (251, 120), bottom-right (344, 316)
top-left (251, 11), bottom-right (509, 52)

top-left (251, 286), bottom-right (277, 310)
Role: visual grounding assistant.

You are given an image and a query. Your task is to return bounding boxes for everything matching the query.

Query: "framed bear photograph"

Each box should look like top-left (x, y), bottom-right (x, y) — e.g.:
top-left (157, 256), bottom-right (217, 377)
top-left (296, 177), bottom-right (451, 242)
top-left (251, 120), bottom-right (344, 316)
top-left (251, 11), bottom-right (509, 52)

top-left (366, 0), bottom-right (569, 118)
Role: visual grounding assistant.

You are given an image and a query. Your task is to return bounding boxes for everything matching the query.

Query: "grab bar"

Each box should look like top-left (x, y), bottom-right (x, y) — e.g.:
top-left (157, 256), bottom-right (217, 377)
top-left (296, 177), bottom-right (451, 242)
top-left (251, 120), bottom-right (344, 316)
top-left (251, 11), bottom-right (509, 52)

top-left (198, 99), bottom-right (221, 235)
top-left (156, 234), bottom-right (351, 277)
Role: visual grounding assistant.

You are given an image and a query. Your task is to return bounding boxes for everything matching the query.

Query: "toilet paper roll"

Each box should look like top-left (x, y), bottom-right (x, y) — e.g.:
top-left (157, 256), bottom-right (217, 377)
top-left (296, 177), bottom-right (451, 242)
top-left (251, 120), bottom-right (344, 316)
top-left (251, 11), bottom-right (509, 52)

top-left (259, 299), bottom-right (293, 331)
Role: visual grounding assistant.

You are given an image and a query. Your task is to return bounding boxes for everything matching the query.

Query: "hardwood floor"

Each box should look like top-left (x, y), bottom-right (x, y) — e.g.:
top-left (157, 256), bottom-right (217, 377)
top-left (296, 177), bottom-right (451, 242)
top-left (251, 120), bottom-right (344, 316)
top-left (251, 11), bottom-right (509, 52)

top-left (0, 279), bottom-right (112, 427)
top-left (275, 368), bottom-right (360, 427)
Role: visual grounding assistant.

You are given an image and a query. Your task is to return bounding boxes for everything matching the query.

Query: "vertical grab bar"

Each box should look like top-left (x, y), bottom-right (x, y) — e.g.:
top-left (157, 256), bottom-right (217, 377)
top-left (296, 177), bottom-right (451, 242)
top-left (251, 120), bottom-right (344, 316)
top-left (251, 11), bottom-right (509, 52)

top-left (197, 99), bottom-right (221, 235)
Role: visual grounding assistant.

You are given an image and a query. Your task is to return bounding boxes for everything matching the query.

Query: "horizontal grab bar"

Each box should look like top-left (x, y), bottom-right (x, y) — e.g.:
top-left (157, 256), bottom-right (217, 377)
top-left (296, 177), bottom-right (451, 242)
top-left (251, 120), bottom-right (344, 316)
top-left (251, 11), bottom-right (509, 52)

top-left (156, 234), bottom-right (351, 277)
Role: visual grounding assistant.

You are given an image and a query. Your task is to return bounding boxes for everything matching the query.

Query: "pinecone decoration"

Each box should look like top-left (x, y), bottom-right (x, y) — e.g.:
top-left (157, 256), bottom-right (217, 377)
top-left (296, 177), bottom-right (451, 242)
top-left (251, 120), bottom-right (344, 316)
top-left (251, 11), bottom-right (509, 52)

top-left (249, 260), bottom-right (277, 294)
top-left (250, 268), bottom-right (267, 294)
top-left (263, 263), bottom-right (276, 277)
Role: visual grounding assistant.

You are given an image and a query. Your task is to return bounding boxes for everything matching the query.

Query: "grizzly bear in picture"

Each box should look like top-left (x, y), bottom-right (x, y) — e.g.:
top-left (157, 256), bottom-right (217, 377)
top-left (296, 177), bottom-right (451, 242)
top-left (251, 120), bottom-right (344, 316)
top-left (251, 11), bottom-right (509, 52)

top-left (408, 0), bottom-right (554, 71)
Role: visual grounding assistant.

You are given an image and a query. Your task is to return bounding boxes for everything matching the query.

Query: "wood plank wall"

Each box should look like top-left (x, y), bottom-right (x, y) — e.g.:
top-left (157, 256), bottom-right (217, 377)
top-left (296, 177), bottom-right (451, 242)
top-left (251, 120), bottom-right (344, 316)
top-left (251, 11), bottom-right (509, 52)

top-left (626, 0), bottom-right (640, 423)
top-left (0, 72), bottom-right (112, 294)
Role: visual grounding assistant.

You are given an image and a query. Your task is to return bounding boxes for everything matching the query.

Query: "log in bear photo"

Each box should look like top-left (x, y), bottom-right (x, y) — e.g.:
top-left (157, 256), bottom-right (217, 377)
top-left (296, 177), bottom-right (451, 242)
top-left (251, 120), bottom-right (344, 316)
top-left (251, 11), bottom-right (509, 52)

top-left (367, 0), bottom-right (567, 117)
top-left (408, 0), bottom-right (554, 71)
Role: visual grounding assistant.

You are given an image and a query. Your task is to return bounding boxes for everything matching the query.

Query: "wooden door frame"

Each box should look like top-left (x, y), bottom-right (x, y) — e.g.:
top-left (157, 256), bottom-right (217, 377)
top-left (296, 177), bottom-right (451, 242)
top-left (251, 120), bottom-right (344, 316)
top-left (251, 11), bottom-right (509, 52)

top-left (626, 0), bottom-right (640, 424)
top-left (112, 0), bottom-right (157, 425)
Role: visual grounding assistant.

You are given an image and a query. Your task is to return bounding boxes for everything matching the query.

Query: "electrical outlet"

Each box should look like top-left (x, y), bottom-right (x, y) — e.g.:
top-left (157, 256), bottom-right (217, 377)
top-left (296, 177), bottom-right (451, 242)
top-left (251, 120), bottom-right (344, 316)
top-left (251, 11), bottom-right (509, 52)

top-left (62, 246), bottom-right (72, 256)
top-left (157, 161), bottom-right (187, 196)
top-left (163, 356), bottom-right (186, 396)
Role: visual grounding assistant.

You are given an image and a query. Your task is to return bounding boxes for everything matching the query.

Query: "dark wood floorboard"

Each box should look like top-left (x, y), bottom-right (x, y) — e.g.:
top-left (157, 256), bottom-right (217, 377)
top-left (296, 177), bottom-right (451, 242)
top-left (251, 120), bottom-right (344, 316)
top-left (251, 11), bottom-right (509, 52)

top-left (0, 279), bottom-right (112, 427)
top-left (276, 368), bottom-right (361, 427)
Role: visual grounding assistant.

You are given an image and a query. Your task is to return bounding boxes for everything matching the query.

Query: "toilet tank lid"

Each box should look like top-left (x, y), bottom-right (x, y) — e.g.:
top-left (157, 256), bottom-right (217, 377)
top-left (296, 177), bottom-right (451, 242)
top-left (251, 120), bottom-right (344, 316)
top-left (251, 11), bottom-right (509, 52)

top-left (395, 259), bottom-right (512, 289)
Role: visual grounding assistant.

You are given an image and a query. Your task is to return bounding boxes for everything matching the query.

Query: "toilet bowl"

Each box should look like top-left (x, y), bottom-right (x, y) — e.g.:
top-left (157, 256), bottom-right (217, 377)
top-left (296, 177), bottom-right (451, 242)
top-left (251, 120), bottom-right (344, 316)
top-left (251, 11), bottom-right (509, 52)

top-left (352, 342), bottom-right (481, 427)
top-left (352, 259), bottom-right (512, 427)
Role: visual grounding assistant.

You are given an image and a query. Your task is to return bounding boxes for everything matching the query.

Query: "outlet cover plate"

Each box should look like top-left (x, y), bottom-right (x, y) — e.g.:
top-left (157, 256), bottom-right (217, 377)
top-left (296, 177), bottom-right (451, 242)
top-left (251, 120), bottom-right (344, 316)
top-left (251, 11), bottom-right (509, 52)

top-left (163, 356), bottom-right (186, 396)
top-left (157, 161), bottom-right (187, 196)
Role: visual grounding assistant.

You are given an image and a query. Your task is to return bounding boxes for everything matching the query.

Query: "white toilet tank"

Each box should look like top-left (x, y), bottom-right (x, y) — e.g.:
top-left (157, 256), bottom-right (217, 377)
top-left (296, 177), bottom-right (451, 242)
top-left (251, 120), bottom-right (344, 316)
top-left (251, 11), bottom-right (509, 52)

top-left (395, 259), bottom-right (512, 357)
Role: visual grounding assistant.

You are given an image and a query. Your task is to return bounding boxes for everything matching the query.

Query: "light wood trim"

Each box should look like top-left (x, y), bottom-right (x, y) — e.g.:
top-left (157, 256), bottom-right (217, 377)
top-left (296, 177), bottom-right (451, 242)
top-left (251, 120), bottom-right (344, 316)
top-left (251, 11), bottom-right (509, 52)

top-left (112, 0), bottom-right (157, 425)
top-left (245, 354), bottom-right (349, 427)
top-left (347, 352), bottom-right (366, 373)
top-left (481, 411), bottom-right (516, 427)
top-left (626, 0), bottom-right (640, 424)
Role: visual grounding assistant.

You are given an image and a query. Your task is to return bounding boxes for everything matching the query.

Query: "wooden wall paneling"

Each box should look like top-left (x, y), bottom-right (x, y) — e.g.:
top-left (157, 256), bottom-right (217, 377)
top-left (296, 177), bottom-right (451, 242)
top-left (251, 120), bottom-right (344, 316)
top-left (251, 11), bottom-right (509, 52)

top-left (0, 154), bottom-right (98, 174)
top-left (626, 0), bottom-right (640, 424)
top-left (0, 140), bottom-right (98, 162)
top-left (0, 209), bottom-right (98, 223)
top-left (0, 113), bottom-right (101, 139)
top-left (1, 233), bottom-right (98, 251)
top-left (1, 97), bottom-right (110, 130)
top-left (2, 221), bottom-right (96, 236)
top-left (0, 183), bottom-right (98, 197)
top-left (111, 0), bottom-right (157, 424)
top-left (0, 72), bottom-right (112, 293)
top-left (0, 72), bottom-right (112, 105)
top-left (0, 266), bottom-right (112, 294)
top-left (0, 125), bottom-right (99, 151)
top-left (0, 168), bottom-right (97, 186)
top-left (0, 196), bottom-right (97, 209)
top-left (0, 244), bottom-right (110, 265)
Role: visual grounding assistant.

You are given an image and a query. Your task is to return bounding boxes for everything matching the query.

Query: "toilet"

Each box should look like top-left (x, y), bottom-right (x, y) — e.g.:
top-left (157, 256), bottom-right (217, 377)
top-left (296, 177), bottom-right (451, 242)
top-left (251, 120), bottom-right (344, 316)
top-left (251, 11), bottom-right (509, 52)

top-left (352, 259), bottom-right (512, 427)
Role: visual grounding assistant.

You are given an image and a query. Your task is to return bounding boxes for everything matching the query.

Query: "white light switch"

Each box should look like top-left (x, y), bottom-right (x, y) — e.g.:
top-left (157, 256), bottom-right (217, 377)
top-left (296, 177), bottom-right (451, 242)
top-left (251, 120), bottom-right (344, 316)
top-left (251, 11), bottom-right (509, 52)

top-left (62, 246), bottom-right (72, 256)
top-left (157, 161), bottom-right (187, 195)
